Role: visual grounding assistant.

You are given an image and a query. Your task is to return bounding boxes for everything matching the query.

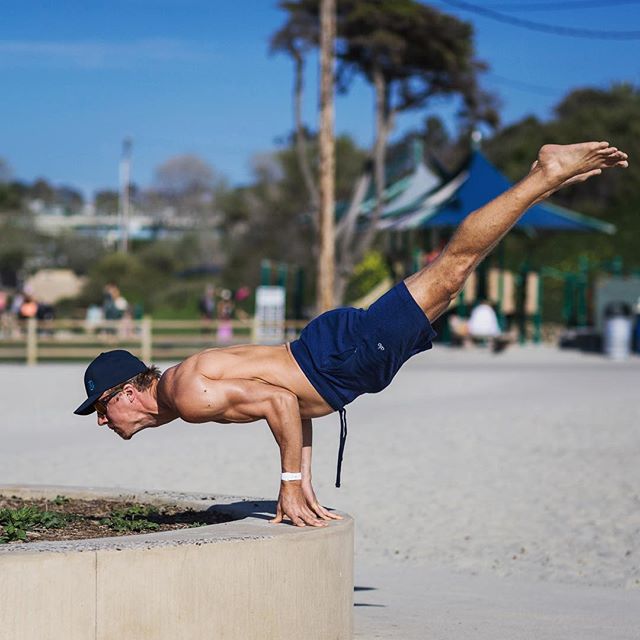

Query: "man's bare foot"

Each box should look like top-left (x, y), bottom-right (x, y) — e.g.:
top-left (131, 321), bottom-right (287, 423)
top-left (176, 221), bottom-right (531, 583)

top-left (530, 141), bottom-right (628, 203)
top-left (536, 141), bottom-right (628, 184)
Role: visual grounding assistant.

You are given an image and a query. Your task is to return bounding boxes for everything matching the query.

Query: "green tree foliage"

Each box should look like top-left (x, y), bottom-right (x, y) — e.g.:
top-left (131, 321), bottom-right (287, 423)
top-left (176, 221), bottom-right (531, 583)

top-left (48, 233), bottom-right (106, 275)
top-left (69, 235), bottom-right (224, 317)
top-left (334, 0), bottom-right (496, 124)
top-left (0, 211), bottom-right (39, 287)
top-left (0, 181), bottom-right (26, 212)
top-left (222, 134), bottom-right (367, 300)
top-left (94, 189), bottom-right (119, 215)
top-left (344, 249), bottom-right (391, 303)
top-left (485, 84), bottom-right (640, 272)
top-left (54, 186), bottom-right (84, 215)
top-left (30, 178), bottom-right (55, 206)
top-left (0, 159), bottom-right (27, 213)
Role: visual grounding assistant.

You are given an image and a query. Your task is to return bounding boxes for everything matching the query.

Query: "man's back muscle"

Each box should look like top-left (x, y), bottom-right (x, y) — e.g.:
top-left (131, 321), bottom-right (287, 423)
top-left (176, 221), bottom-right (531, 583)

top-left (160, 343), bottom-right (333, 419)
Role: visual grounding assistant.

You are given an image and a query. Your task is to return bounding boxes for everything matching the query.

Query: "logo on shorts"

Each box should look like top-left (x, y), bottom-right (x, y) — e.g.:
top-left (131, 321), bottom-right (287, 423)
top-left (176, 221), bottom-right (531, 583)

top-left (377, 342), bottom-right (385, 351)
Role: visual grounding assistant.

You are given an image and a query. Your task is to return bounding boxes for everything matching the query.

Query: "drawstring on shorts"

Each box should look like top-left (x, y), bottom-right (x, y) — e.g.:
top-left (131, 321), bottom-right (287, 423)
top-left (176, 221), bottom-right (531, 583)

top-left (335, 408), bottom-right (348, 488)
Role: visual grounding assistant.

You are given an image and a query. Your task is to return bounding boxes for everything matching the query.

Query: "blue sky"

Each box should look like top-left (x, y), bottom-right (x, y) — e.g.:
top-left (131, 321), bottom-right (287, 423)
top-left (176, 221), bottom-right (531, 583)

top-left (2, 0), bottom-right (639, 196)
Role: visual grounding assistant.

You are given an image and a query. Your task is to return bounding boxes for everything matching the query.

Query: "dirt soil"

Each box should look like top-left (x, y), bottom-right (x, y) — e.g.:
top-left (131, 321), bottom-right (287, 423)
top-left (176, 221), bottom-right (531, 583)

top-left (0, 495), bottom-right (235, 544)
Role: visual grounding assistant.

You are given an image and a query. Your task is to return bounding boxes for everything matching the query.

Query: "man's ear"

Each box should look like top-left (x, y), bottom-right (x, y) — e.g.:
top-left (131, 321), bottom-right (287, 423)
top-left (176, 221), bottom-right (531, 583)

top-left (123, 383), bottom-right (136, 403)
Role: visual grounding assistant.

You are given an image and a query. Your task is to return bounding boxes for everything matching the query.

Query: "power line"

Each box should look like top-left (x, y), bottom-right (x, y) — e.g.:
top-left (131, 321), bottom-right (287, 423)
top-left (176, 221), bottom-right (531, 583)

top-left (486, 0), bottom-right (640, 11)
top-left (438, 0), bottom-right (640, 39)
top-left (488, 73), bottom-right (561, 97)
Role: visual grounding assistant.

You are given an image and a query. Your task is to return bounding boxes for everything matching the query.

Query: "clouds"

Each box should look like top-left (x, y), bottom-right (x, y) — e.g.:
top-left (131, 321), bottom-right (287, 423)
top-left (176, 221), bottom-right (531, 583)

top-left (0, 38), bottom-right (216, 69)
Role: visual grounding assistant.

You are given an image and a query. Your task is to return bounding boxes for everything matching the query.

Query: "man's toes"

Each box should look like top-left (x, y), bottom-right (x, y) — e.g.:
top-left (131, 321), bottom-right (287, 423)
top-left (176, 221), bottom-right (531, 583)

top-left (580, 168), bottom-right (602, 181)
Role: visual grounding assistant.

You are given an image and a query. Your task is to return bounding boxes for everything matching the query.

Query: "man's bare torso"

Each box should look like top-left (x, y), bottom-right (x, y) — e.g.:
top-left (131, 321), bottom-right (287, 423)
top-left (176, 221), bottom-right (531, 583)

top-left (159, 343), bottom-right (334, 420)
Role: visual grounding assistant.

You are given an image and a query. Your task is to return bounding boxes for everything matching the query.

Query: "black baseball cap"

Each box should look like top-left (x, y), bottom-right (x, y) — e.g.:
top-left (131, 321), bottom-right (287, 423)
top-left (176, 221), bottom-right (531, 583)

top-left (74, 350), bottom-right (147, 416)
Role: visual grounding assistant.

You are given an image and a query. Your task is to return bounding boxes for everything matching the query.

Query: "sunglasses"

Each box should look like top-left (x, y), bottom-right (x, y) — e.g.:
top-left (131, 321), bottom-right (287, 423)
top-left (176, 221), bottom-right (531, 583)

top-left (94, 386), bottom-right (124, 417)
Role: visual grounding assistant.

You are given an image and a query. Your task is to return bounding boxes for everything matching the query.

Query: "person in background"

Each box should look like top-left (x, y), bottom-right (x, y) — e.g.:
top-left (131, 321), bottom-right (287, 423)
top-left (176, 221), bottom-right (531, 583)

top-left (198, 284), bottom-right (216, 334)
top-left (0, 289), bottom-right (7, 337)
top-left (468, 300), bottom-right (501, 340)
top-left (103, 283), bottom-right (130, 337)
top-left (450, 300), bottom-right (512, 353)
top-left (216, 289), bottom-right (234, 344)
top-left (18, 293), bottom-right (39, 320)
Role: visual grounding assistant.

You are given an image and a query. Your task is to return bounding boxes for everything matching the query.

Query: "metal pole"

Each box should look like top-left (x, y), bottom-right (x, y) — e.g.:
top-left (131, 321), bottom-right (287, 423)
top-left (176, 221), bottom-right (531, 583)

top-left (260, 260), bottom-right (271, 286)
top-left (577, 255), bottom-right (589, 327)
top-left (518, 263), bottom-right (529, 345)
top-left (26, 317), bottom-right (37, 365)
top-left (534, 272), bottom-right (542, 344)
top-left (119, 137), bottom-right (132, 253)
top-left (277, 263), bottom-right (288, 288)
top-left (317, 0), bottom-right (336, 313)
top-left (563, 274), bottom-right (574, 326)
top-left (497, 242), bottom-right (506, 331)
top-left (141, 316), bottom-right (152, 363)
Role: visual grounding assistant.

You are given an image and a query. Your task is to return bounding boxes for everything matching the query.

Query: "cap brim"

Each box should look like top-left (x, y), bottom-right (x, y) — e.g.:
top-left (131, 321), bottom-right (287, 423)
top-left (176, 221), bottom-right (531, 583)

top-left (74, 393), bottom-right (101, 416)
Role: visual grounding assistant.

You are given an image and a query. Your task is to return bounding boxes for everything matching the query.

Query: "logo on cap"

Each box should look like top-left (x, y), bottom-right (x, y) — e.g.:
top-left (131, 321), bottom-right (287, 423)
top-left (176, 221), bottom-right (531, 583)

top-left (87, 380), bottom-right (95, 392)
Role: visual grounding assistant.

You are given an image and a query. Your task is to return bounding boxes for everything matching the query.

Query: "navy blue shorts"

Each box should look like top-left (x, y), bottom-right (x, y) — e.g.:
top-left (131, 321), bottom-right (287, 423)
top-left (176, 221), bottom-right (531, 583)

top-left (290, 281), bottom-right (437, 411)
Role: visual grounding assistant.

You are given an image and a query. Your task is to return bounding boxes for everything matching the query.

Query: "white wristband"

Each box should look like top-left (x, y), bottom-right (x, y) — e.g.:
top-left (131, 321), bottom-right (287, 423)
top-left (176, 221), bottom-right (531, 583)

top-left (281, 472), bottom-right (302, 481)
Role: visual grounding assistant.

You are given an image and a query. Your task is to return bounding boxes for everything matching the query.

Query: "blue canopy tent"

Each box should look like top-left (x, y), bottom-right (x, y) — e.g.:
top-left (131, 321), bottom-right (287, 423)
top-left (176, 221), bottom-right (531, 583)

top-left (376, 150), bottom-right (616, 342)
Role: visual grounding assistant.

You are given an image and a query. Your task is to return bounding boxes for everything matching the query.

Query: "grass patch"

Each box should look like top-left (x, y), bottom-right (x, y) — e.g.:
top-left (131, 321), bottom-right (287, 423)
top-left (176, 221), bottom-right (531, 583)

top-left (0, 495), bottom-right (234, 544)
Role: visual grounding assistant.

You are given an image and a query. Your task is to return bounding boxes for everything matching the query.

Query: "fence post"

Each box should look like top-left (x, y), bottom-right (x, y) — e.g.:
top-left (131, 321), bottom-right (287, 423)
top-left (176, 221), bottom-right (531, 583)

top-left (26, 318), bottom-right (38, 365)
top-left (141, 316), bottom-right (152, 363)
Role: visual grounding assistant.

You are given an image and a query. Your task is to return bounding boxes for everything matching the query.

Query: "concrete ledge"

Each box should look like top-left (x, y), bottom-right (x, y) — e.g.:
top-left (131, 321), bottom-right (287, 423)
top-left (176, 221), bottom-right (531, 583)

top-left (0, 485), bottom-right (354, 640)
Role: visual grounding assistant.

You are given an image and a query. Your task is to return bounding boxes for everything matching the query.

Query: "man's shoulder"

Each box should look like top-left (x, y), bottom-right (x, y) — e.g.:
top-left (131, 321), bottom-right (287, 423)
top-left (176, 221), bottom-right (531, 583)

top-left (167, 351), bottom-right (235, 393)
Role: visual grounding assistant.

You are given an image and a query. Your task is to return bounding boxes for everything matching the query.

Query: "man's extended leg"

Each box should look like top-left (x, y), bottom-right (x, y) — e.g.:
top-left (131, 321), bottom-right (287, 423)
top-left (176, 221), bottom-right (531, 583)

top-left (404, 142), bottom-right (628, 321)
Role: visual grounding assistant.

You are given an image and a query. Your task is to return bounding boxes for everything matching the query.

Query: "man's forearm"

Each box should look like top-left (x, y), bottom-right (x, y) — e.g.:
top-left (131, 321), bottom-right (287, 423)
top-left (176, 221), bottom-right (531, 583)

top-left (267, 393), bottom-right (304, 473)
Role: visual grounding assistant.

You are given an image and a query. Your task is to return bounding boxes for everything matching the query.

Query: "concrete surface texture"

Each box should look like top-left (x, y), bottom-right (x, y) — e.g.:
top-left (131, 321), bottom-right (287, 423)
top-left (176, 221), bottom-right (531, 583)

top-left (1, 344), bottom-right (640, 638)
top-left (0, 487), bottom-right (353, 640)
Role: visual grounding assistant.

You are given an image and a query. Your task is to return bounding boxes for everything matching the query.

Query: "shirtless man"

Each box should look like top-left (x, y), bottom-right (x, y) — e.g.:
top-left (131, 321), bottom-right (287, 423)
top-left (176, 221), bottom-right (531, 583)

top-left (74, 142), bottom-right (628, 528)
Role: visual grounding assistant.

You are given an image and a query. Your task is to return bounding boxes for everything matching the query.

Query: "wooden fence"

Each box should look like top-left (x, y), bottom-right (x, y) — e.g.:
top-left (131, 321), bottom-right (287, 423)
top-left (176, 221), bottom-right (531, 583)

top-left (0, 317), bottom-right (308, 364)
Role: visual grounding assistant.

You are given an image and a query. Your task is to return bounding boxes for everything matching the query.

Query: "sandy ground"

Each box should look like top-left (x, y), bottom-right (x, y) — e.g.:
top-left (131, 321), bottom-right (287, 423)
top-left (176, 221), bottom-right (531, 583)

top-left (1, 345), bottom-right (640, 638)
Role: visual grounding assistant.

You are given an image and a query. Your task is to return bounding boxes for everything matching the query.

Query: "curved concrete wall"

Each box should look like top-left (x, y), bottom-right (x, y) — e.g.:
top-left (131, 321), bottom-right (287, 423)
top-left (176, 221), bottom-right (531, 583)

top-left (0, 485), bottom-right (353, 640)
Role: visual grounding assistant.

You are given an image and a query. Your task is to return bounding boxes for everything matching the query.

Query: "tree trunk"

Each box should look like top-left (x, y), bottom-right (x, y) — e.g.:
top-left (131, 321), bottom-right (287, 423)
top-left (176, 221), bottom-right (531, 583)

top-left (353, 66), bottom-right (389, 260)
top-left (334, 172), bottom-right (371, 303)
top-left (317, 0), bottom-right (336, 313)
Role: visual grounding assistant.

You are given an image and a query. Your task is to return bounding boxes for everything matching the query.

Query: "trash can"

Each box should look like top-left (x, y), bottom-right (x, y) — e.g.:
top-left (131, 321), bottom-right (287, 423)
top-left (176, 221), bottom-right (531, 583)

top-left (633, 298), bottom-right (640, 354)
top-left (604, 301), bottom-right (632, 360)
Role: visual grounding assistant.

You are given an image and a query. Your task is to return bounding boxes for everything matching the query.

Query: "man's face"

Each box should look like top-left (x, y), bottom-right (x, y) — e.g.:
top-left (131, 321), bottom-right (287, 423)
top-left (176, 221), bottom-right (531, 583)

top-left (95, 384), bottom-right (146, 440)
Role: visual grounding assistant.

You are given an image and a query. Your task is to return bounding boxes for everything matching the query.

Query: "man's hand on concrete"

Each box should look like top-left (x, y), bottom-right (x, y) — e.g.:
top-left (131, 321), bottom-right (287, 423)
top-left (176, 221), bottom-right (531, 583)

top-left (270, 480), bottom-right (327, 527)
top-left (302, 478), bottom-right (343, 522)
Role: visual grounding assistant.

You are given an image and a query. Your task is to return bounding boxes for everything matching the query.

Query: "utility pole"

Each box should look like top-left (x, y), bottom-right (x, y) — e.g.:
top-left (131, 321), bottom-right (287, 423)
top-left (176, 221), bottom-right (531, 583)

top-left (317, 0), bottom-right (336, 313)
top-left (119, 136), bottom-right (132, 253)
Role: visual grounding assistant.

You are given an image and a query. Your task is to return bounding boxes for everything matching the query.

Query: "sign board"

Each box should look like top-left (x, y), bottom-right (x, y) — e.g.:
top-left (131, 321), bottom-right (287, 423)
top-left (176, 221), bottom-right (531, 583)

top-left (254, 286), bottom-right (286, 344)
